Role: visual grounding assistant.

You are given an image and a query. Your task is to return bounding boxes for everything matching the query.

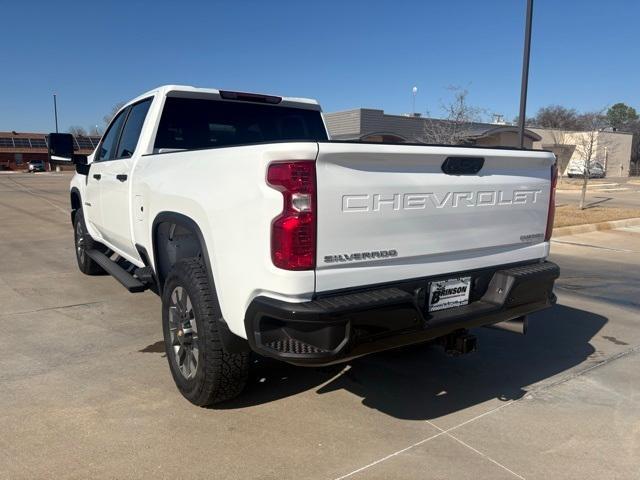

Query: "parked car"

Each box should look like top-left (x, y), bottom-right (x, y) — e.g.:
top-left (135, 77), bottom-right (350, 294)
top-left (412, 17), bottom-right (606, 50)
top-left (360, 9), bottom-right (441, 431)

top-left (27, 159), bottom-right (46, 173)
top-left (55, 85), bottom-right (559, 406)
top-left (566, 160), bottom-right (605, 178)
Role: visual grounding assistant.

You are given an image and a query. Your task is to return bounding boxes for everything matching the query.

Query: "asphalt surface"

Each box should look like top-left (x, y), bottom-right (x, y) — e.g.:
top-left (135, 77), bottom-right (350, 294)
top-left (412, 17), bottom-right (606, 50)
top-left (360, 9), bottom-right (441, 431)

top-left (1, 172), bottom-right (639, 479)
top-left (556, 177), bottom-right (640, 209)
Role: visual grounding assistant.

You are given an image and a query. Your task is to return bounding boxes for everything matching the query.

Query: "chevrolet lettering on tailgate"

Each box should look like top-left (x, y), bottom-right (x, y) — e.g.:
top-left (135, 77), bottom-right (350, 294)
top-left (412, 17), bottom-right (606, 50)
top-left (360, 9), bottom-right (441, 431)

top-left (342, 189), bottom-right (542, 213)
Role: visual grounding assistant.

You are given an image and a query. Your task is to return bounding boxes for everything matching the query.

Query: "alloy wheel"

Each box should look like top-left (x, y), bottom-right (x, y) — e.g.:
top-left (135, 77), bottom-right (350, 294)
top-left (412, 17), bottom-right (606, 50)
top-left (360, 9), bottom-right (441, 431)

top-left (75, 220), bottom-right (86, 264)
top-left (168, 286), bottom-right (199, 379)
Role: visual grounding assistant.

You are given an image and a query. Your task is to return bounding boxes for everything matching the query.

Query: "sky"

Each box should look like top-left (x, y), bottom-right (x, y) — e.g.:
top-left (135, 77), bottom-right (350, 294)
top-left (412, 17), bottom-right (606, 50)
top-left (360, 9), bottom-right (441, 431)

top-left (1, 0), bottom-right (638, 133)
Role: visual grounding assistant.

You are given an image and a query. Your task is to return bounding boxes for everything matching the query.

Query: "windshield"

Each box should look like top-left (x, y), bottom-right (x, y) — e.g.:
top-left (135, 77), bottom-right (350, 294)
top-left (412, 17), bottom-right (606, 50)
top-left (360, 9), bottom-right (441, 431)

top-left (154, 97), bottom-right (328, 151)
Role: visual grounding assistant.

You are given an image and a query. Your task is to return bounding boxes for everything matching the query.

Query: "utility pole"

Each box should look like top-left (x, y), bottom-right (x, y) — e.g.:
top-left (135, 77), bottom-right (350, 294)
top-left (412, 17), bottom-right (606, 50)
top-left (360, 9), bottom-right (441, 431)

top-left (518, 0), bottom-right (533, 149)
top-left (412, 86), bottom-right (418, 116)
top-left (53, 94), bottom-right (59, 133)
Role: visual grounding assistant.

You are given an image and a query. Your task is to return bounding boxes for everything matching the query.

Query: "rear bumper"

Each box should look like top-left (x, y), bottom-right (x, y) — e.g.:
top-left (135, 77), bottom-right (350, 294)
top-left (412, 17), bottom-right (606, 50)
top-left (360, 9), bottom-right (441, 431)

top-left (245, 261), bottom-right (560, 366)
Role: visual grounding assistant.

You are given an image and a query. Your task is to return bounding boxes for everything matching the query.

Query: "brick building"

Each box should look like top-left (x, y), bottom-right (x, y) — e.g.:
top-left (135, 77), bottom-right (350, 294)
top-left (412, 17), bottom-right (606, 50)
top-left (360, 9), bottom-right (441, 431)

top-left (0, 131), bottom-right (101, 171)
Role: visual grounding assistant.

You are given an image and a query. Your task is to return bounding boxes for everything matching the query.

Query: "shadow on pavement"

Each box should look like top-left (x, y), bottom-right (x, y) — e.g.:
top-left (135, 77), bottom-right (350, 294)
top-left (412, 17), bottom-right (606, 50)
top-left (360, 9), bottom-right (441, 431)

top-left (220, 304), bottom-right (606, 419)
top-left (583, 196), bottom-right (612, 208)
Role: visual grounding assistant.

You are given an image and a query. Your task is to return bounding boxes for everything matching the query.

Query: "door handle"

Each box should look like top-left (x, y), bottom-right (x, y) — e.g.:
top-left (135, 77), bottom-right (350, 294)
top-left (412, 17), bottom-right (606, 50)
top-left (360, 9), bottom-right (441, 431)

top-left (116, 174), bottom-right (128, 182)
top-left (93, 174), bottom-right (101, 180)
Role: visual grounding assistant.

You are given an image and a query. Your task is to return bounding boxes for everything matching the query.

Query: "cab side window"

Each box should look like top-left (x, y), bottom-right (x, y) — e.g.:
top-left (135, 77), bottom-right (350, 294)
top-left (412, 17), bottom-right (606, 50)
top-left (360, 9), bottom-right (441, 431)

top-left (116, 99), bottom-right (152, 158)
top-left (97, 110), bottom-right (127, 161)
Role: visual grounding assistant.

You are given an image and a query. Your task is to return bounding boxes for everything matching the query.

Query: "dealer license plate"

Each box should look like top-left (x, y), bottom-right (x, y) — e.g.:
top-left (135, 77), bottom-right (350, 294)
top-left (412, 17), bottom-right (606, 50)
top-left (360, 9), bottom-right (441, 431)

top-left (428, 277), bottom-right (472, 312)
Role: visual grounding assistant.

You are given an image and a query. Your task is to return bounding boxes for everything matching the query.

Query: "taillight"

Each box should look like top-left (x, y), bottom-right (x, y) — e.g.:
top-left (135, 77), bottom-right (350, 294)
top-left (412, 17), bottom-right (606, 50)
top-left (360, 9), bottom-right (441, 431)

top-left (267, 161), bottom-right (316, 270)
top-left (545, 163), bottom-right (558, 241)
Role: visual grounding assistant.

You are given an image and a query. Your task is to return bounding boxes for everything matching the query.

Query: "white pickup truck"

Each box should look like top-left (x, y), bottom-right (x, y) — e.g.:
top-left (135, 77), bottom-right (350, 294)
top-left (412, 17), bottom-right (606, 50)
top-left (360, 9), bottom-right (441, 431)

top-left (50, 85), bottom-right (560, 406)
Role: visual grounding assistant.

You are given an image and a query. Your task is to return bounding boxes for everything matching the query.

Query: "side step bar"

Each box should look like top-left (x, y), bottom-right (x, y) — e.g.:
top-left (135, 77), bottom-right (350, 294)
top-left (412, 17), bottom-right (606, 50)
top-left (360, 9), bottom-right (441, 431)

top-left (86, 249), bottom-right (147, 293)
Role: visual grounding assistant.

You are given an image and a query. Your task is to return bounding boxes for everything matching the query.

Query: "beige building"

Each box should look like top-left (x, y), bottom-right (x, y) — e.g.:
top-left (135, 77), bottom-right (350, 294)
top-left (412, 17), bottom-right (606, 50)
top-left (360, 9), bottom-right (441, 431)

top-left (530, 127), bottom-right (633, 178)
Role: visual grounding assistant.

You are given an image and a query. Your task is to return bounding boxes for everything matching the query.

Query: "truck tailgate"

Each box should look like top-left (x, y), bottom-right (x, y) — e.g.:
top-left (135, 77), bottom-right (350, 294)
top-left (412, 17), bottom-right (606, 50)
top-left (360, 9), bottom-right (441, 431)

top-left (314, 142), bottom-right (555, 292)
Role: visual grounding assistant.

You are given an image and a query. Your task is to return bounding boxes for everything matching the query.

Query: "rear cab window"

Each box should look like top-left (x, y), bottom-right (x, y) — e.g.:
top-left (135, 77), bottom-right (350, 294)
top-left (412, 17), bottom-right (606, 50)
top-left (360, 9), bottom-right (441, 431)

top-left (153, 97), bottom-right (328, 151)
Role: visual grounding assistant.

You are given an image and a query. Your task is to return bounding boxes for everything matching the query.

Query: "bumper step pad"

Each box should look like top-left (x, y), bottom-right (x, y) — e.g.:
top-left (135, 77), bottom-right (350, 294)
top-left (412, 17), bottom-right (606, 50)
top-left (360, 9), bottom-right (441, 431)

top-left (265, 339), bottom-right (328, 355)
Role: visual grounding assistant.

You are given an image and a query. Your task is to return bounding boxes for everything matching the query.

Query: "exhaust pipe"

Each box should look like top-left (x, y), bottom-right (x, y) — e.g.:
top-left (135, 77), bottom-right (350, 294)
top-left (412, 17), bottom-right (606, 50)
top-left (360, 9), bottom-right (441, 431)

top-left (485, 316), bottom-right (528, 335)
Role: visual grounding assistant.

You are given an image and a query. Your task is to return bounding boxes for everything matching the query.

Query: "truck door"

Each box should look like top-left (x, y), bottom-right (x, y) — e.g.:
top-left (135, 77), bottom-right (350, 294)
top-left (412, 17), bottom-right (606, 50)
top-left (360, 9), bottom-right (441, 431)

top-left (97, 98), bottom-right (152, 259)
top-left (85, 108), bottom-right (128, 236)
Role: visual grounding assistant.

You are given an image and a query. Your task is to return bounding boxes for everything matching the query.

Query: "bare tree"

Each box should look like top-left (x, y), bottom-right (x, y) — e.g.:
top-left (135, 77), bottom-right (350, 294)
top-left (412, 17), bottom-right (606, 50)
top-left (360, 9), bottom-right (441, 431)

top-left (528, 105), bottom-right (584, 130)
top-left (68, 125), bottom-right (87, 136)
top-left (421, 87), bottom-right (482, 145)
top-left (103, 102), bottom-right (126, 126)
top-left (574, 110), bottom-right (611, 209)
top-left (88, 125), bottom-right (103, 136)
top-left (544, 129), bottom-right (575, 184)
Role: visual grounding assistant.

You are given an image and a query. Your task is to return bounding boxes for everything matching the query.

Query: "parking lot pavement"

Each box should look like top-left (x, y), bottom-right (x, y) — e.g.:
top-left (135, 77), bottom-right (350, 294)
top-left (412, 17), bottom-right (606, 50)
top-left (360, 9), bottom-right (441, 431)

top-left (556, 180), bottom-right (640, 209)
top-left (1, 172), bottom-right (639, 479)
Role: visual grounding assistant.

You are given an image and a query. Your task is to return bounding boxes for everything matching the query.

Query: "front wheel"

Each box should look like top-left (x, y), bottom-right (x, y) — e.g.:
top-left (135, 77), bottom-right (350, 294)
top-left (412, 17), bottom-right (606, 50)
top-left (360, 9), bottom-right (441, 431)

top-left (162, 258), bottom-right (249, 406)
top-left (73, 208), bottom-right (106, 275)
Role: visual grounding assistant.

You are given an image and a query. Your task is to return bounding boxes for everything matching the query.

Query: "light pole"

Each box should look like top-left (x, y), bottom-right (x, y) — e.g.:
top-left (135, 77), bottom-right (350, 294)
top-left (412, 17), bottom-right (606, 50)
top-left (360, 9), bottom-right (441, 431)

top-left (412, 86), bottom-right (418, 116)
top-left (53, 94), bottom-right (59, 133)
top-left (518, 0), bottom-right (533, 149)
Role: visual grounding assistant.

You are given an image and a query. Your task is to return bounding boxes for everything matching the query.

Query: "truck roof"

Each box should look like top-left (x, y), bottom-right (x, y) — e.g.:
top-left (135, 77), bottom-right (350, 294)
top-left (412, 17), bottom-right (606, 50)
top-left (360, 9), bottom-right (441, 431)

top-left (126, 84), bottom-right (321, 111)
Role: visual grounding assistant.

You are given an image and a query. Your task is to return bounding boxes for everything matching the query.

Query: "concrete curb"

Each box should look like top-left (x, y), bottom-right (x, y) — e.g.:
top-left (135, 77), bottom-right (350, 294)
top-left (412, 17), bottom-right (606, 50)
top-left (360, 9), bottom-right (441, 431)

top-left (556, 185), bottom-right (622, 193)
top-left (556, 189), bottom-right (618, 194)
top-left (553, 217), bottom-right (640, 237)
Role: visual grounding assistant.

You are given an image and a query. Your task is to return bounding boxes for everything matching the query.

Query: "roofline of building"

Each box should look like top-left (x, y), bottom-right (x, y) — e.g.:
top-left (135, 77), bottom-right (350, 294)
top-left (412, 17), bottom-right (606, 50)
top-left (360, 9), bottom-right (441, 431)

top-left (528, 126), bottom-right (634, 136)
top-left (325, 108), bottom-right (541, 141)
top-left (465, 125), bottom-right (542, 141)
top-left (0, 131), bottom-right (101, 138)
top-left (0, 131), bottom-right (49, 137)
top-left (333, 131), bottom-right (412, 141)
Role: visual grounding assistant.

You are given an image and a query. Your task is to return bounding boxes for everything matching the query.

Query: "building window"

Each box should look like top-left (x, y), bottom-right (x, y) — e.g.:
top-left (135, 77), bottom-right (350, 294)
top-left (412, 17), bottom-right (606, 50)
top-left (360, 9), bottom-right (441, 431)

top-left (13, 138), bottom-right (31, 147)
top-left (14, 153), bottom-right (23, 165)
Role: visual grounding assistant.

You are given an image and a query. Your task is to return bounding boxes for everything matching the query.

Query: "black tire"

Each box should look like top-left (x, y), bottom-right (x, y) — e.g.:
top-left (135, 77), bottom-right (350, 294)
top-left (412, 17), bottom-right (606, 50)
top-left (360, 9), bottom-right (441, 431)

top-left (162, 258), bottom-right (249, 406)
top-left (73, 208), bottom-right (106, 275)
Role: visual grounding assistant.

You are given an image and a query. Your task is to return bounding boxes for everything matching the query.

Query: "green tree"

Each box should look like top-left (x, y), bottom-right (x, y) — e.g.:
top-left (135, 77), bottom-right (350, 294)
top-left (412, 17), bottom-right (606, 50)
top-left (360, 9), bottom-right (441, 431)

top-left (606, 103), bottom-right (638, 131)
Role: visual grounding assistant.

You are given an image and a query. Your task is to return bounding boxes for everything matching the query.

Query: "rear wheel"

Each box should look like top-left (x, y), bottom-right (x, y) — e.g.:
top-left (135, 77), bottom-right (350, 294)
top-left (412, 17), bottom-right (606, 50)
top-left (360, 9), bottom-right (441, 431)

top-left (162, 258), bottom-right (249, 406)
top-left (73, 208), bottom-right (105, 275)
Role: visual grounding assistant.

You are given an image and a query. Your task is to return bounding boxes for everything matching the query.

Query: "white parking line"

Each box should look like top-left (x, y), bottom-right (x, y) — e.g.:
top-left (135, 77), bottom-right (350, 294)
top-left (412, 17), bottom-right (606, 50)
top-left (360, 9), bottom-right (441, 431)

top-left (424, 420), bottom-right (526, 479)
top-left (332, 401), bottom-right (515, 480)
